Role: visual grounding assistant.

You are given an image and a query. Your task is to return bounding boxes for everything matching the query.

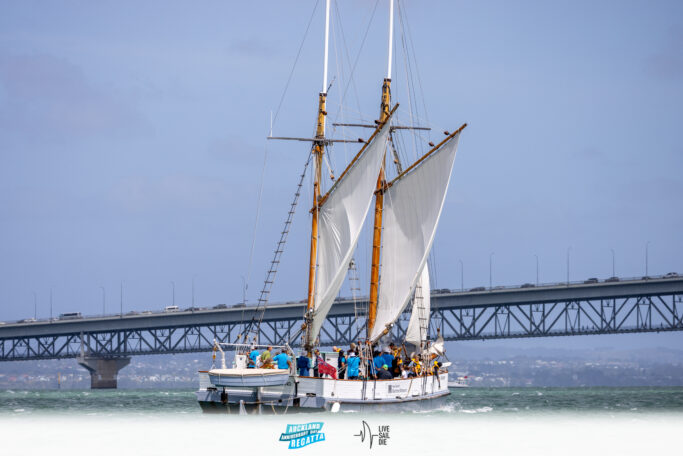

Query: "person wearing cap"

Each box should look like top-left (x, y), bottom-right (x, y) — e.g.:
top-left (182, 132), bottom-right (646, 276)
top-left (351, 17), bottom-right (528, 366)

top-left (346, 351), bottom-right (360, 379)
top-left (377, 364), bottom-right (392, 379)
top-left (381, 347), bottom-right (395, 376)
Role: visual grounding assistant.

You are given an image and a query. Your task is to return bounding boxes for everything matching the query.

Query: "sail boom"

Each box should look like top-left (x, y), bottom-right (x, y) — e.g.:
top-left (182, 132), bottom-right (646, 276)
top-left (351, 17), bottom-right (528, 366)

top-left (369, 125), bottom-right (464, 342)
top-left (267, 136), bottom-right (366, 144)
top-left (307, 119), bottom-right (393, 344)
top-left (317, 104), bottom-right (398, 208)
top-left (387, 123), bottom-right (467, 189)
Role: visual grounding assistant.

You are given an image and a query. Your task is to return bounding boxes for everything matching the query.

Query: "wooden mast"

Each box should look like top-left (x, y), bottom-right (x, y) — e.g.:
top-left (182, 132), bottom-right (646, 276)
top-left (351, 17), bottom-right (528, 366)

top-left (367, 0), bottom-right (394, 339)
top-left (304, 0), bottom-right (331, 354)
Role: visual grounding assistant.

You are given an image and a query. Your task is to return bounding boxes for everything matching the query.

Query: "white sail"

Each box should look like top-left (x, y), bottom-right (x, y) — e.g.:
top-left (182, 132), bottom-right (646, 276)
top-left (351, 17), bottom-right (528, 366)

top-left (405, 265), bottom-right (430, 346)
top-left (369, 132), bottom-right (461, 342)
top-left (309, 122), bottom-right (391, 342)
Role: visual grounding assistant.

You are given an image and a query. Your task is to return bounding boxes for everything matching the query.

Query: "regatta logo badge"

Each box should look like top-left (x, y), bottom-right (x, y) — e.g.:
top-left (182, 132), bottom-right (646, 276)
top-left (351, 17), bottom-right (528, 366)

top-left (279, 422), bottom-right (326, 449)
top-left (354, 421), bottom-right (390, 448)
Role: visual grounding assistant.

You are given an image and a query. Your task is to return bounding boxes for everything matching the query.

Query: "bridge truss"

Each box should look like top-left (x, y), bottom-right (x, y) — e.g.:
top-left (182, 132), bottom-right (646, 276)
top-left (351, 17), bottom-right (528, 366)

top-left (1, 286), bottom-right (681, 361)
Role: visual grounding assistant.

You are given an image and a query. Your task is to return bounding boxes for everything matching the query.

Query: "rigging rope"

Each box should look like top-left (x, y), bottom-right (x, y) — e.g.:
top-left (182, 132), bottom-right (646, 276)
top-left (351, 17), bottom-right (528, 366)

top-left (240, 153), bottom-right (313, 345)
top-left (272, 0), bottom-right (321, 130)
top-left (242, 0), bottom-right (320, 330)
top-left (329, 0), bottom-right (380, 128)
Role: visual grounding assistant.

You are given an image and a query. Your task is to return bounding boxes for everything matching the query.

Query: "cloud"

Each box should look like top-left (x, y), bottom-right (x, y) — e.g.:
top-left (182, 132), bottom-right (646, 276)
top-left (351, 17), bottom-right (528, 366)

top-left (0, 52), bottom-right (148, 142)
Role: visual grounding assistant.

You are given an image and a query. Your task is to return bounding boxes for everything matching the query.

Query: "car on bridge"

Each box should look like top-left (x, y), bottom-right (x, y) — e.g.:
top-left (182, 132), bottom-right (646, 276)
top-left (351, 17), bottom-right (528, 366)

top-left (605, 277), bottom-right (620, 283)
top-left (431, 288), bottom-right (451, 294)
top-left (584, 278), bottom-right (599, 284)
top-left (213, 304), bottom-right (227, 309)
top-left (19, 318), bottom-right (37, 323)
top-left (164, 306), bottom-right (180, 312)
top-left (59, 312), bottom-right (83, 320)
top-left (664, 272), bottom-right (679, 279)
top-left (520, 283), bottom-right (535, 288)
top-left (469, 286), bottom-right (486, 292)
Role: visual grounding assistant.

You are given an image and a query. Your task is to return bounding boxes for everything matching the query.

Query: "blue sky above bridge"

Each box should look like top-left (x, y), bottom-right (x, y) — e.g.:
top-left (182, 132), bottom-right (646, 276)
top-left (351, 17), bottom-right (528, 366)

top-left (0, 0), bottom-right (681, 349)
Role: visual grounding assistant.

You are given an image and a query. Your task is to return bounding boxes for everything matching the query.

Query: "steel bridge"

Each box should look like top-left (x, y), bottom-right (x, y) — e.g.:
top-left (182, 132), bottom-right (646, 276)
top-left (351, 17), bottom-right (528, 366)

top-left (1, 277), bottom-right (681, 362)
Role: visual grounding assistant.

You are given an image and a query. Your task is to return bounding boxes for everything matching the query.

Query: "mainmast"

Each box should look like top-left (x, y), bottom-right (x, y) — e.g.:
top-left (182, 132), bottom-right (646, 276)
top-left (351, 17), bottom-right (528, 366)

top-left (304, 0), bottom-right (331, 354)
top-left (367, 0), bottom-right (394, 339)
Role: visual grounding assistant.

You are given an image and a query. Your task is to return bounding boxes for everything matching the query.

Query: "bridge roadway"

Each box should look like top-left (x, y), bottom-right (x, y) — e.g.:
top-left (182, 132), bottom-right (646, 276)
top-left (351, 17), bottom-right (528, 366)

top-left (0, 276), bottom-right (681, 387)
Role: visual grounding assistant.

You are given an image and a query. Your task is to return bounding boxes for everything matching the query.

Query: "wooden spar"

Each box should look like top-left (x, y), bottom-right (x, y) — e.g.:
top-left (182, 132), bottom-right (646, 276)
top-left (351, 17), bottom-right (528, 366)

top-left (386, 123), bottom-right (467, 189)
top-left (331, 123), bottom-right (431, 131)
top-left (267, 136), bottom-right (366, 143)
top-left (304, 0), bottom-right (331, 355)
top-left (367, 77), bottom-right (392, 339)
top-left (304, 92), bottom-right (327, 353)
top-left (316, 103), bottom-right (399, 208)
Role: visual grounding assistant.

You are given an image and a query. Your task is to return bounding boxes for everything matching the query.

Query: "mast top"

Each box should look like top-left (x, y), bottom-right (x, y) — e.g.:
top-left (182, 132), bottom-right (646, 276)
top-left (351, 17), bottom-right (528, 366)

top-left (387, 0), bottom-right (394, 79)
top-left (322, 0), bottom-right (331, 94)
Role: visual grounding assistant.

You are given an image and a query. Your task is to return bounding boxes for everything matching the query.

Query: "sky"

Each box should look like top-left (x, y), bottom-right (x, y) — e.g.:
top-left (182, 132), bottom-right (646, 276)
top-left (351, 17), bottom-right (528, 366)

top-left (0, 0), bottom-right (682, 350)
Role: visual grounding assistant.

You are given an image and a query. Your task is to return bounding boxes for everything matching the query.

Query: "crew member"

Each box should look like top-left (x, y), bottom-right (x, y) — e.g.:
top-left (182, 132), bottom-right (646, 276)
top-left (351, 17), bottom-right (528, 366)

top-left (346, 351), bottom-right (360, 379)
top-left (260, 346), bottom-right (273, 368)
top-left (337, 350), bottom-right (347, 379)
top-left (377, 364), bottom-right (393, 380)
top-left (297, 354), bottom-right (311, 376)
top-left (248, 346), bottom-right (259, 368)
top-left (272, 349), bottom-right (293, 371)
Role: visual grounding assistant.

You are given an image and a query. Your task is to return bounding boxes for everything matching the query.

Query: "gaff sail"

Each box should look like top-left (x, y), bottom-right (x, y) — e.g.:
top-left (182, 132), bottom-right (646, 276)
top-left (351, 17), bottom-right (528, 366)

top-left (308, 121), bottom-right (391, 343)
top-left (369, 131), bottom-right (462, 342)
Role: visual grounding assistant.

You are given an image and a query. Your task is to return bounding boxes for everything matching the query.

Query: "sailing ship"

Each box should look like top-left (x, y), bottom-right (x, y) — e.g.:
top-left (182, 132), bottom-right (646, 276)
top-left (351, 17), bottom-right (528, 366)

top-left (196, 0), bottom-right (466, 413)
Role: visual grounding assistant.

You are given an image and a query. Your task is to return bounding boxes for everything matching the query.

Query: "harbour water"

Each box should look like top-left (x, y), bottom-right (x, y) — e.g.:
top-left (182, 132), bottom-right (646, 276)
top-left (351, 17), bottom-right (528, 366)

top-left (2, 387), bottom-right (682, 455)
top-left (2, 386), bottom-right (682, 416)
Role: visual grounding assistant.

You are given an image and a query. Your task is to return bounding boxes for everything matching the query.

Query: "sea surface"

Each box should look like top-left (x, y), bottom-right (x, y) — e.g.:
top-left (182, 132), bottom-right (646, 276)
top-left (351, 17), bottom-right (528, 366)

top-left (2, 387), bottom-right (682, 455)
top-left (1, 386), bottom-right (682, 416)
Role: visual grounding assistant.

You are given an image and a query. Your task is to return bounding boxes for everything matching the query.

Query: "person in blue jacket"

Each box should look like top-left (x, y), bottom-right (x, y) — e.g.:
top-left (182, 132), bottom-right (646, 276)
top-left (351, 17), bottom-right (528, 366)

top-left (248, 346), bottom-right (260, 368)
top-left (272, 349), bottom-right (293, 370)
top-left (296, 354), bottom-right (311, 376)
top-left (373, 350), bottom-right (384, 370)
top-left (337, 350), bottom-right (347, 379)
top-left (382, 347), bottom-right (395, 376)
top-left (346, 352), bottom-right (360, 379)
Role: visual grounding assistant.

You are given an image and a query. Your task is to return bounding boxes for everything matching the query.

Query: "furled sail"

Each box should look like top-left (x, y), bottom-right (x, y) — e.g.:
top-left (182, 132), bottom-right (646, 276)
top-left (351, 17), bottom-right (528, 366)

top-left (405, 265), bottom-right (430, 346)
top-left (309, 122), bottom-right (391, 342)
top-left (369, 131), bottom-right (461, 342)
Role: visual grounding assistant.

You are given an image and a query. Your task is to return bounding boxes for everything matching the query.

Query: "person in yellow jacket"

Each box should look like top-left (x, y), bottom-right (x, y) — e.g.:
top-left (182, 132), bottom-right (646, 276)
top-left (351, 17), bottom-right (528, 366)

top-left (410, 354), bottom-right (422, 376)
top-left (431, 359), bottom-right (441, 375)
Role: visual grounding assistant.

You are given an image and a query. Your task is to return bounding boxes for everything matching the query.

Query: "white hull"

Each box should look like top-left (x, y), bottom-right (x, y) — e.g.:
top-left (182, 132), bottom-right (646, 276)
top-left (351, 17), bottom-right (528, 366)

top-left (196, 372), bottom-right (450, 413)
top-left (207, 368), bottom-right (289, 387)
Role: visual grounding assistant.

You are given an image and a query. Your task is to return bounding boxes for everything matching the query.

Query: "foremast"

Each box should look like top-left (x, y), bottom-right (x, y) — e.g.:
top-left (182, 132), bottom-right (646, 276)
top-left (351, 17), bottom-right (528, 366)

top-left (304, 0), bottom-right (331, 355)
top-left (367, 0), bottom-right (394, 339)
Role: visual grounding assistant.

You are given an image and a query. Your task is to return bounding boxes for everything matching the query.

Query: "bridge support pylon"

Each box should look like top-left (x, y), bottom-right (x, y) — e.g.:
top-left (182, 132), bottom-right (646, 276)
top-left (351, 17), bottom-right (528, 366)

top-left (77, 356), bottom-right (131, 389)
